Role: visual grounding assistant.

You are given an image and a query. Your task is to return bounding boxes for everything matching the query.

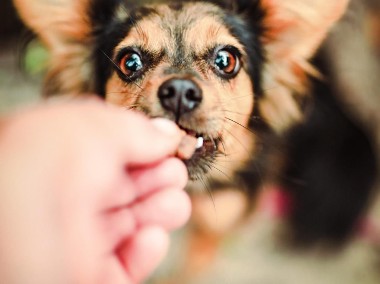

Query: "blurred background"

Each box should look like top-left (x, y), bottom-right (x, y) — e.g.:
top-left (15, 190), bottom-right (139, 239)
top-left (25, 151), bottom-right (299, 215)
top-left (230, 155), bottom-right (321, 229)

top-left (1, 0), bottom-right (380, 283)
top-left (0, 0), bottom-right (42, 114)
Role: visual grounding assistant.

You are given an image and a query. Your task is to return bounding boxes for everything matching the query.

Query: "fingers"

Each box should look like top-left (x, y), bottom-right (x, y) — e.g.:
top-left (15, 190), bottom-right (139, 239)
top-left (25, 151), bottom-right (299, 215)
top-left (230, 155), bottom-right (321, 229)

top-left (131, 188), bottom-right (192, 230)
top-left (118, 226), bottom-right (169, 284)
top-left (112, 113), bottom-right (184, 166)
top-left (101, 157), bottom-right (188, 219)
top-left (129, 157), bottom-right (188, 198)
top-left (127, 158), bottom-right (190, 231)
top-left (104, 157), bottom-right (190, 247)
top-left (129, 158), bottom-right (190, 230)
top-left (5, 100), bottom-right (184, 168)
top-left (106, 187), bottom-right (191, 242)
top-left (103, 190), bottom-right (190, 284)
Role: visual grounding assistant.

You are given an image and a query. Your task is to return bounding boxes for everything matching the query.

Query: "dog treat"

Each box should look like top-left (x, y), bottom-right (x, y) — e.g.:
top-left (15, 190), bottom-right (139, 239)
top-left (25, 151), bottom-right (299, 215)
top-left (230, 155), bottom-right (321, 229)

top-left (196, 137), bottom-right (204, 149)
top-left (177, 134), bottom-right (198, 160)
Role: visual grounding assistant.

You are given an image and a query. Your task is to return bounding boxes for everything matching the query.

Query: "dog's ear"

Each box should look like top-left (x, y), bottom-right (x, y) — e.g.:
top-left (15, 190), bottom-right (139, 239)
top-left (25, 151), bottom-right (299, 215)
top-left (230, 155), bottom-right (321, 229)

top-left (262, 0), bottom-right (349, 63)
top-left (13, 0), bottom-right (123, 96)
top-left (258, 0), bottom-right (349, 131)
top-left (13, 0), bottom-right (94, 95)
top-left (13, 0), bottom-right (93, 50)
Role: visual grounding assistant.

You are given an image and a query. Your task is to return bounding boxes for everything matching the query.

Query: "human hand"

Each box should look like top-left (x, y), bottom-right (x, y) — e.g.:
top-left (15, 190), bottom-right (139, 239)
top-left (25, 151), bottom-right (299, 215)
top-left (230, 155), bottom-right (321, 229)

top-left (0, 99), bottom-right (191, 284)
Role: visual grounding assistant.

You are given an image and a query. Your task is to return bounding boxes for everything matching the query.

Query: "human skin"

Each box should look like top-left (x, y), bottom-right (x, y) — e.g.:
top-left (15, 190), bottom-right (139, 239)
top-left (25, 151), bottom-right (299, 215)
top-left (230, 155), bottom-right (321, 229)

top-left (0, 99), bottom-right (191, 284)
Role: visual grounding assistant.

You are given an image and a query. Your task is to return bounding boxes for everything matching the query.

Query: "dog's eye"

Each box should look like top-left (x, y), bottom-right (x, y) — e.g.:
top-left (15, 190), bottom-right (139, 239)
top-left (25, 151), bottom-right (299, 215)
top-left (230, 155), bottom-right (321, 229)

top-left (214, 49), bottom-right (240, 77)
top-left (120, 52), bottom-right (143, 76)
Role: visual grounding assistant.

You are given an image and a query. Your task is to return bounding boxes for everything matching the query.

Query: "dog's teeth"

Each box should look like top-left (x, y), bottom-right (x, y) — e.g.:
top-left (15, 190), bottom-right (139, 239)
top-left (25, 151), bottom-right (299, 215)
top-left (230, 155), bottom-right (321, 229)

top-left (196, 137), bottom-right (204, 149)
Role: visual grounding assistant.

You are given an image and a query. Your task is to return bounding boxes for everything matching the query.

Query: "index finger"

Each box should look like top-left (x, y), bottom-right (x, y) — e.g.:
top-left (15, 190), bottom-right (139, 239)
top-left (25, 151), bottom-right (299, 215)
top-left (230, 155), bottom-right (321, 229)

top-left (106, 108), bottom-right (184, 166)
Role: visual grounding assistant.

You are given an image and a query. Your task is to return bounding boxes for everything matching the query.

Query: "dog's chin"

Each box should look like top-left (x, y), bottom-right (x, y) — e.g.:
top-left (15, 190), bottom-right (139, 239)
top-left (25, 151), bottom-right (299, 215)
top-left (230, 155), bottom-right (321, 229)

top-left (179, 126), bottom-right (222, 181)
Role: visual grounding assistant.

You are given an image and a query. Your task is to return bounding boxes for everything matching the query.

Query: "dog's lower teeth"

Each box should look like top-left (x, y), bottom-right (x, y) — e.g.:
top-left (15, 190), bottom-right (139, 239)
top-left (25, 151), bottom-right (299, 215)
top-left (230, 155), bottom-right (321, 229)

top-left (196, 137), bottom-right (204, 149)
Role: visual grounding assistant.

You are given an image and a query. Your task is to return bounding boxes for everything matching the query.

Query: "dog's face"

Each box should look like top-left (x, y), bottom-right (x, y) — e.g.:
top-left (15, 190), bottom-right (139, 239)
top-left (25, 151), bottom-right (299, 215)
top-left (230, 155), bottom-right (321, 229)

top-left (101, 2), bottom-right (260, 180)
top-left (14, 0), bottom-right (349, 183)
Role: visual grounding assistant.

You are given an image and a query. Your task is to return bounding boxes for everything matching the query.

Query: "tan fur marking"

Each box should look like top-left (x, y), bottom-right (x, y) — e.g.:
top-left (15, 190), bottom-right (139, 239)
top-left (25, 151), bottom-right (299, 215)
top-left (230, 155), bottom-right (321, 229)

top-left (186, 17), bottom-right (244, 55)
top-left (115, 16), bottom-right (170, 53)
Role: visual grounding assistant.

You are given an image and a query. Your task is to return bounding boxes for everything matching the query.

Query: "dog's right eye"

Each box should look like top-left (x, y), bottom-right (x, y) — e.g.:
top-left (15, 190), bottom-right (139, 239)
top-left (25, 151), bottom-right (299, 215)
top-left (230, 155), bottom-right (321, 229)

top-left (120, 52), bottom-right (143, 76)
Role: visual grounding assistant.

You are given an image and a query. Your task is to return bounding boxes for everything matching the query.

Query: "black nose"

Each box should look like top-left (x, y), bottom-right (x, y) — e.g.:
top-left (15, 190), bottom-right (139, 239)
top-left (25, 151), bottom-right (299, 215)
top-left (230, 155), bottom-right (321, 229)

top-left (158, 78), bottom-right (202, 118)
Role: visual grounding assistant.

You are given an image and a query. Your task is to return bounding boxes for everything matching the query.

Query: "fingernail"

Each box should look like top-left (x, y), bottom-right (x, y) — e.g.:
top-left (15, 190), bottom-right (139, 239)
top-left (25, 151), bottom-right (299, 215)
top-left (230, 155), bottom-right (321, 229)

top-left (151, 118), bottom-right (179, 136)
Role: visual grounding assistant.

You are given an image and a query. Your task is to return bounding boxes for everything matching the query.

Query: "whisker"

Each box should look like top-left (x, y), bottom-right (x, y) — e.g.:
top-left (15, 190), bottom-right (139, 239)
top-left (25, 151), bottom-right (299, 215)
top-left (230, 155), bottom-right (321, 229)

top-left (101, 50), bottom-right (123, 73)
top-left (223, 127), bottom-right (251, 154)
top-left (220, 139), bottom-right (227, 157)
top-left (224, 117), bottom-right (256, 136)
top-left (211, 162), bottom-right (234, 171)
top-left (100, 50), bottom-right (143, 90)
top-left (210, 164), bottom-right (233, 181)
top-left (220, 109), bottom-right (263, 121)
top-left (222, 110), bottom-right (251, 116)
top-left (202, 175), bottom-right (218, 217)
top-left (209, 136), bottom-right (218, 151)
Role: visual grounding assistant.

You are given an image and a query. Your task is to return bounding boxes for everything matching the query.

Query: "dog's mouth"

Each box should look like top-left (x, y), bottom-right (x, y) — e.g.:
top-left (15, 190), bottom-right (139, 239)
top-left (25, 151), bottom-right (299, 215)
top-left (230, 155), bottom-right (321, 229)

top-left (180, 127), bottom-right (219, 155)
top-left (179, 125), bottom-right (221, 179)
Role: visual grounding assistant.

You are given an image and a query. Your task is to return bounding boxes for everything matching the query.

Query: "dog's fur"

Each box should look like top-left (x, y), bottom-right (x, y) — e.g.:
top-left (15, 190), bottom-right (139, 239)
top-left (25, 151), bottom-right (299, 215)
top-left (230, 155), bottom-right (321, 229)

top-left (13, 0), bottom-right (378, 251)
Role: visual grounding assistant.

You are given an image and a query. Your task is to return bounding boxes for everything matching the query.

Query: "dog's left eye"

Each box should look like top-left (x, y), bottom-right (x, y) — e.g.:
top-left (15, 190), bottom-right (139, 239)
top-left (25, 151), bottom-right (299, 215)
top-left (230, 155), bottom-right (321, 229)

top-left (214, 49), bottom-right (240, 78)
top-left (120, 52), bottom-right (143, 76)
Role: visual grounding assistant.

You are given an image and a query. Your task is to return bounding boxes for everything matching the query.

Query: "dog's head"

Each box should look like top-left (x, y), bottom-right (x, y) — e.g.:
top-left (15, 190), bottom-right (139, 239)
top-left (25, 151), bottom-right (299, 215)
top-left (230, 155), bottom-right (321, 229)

top-left (14, 0), bottom-right (348, 181)
top-left (96, 1), bottom-right (264, 180)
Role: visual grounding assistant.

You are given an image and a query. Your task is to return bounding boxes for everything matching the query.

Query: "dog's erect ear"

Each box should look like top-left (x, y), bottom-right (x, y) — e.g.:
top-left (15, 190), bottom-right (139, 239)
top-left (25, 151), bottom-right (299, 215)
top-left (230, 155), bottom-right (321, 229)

top-left (258, 0), bottom-right (349, 131)
top-left (262, 0), bottom-right (349, 63)
top-left (13, 0), bottom-right (123, 96)
top-left (13, 0), bottom-right (94, 95)
top-left (13, 0), bottom-right (93, 50)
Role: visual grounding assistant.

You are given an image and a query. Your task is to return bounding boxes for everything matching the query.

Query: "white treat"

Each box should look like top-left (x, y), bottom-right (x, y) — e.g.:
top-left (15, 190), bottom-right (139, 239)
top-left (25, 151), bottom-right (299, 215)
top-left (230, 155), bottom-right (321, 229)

top-left (196, 137), bottom-right (204, 149)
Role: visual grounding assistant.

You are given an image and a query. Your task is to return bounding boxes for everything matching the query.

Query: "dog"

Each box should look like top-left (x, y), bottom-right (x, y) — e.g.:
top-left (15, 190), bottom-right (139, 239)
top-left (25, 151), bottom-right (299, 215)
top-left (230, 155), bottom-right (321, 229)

top-left (13, 0), bottom-right (379, 278)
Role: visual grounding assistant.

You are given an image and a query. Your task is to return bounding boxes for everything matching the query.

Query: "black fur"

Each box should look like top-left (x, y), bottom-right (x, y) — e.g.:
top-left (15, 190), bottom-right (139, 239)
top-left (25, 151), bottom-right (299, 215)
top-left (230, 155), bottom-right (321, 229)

top-left (281, 47), bottom-right (378, 246)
